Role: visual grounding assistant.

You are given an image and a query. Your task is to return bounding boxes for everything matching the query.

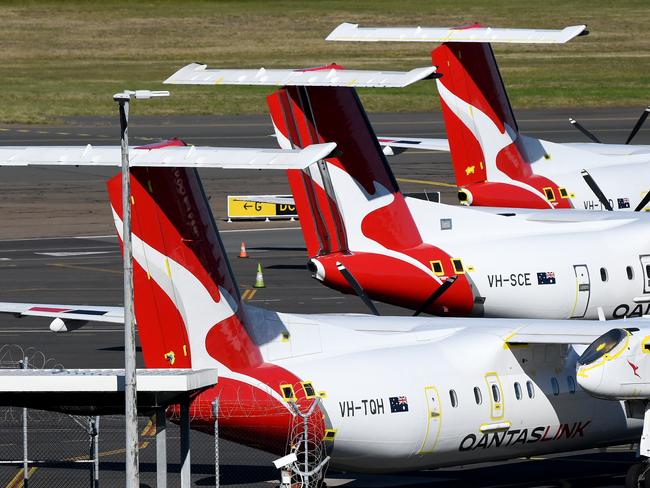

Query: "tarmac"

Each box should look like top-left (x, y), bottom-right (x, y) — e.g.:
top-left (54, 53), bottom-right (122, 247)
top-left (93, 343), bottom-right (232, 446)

top-left (0, 107), bottom-right (648, 486)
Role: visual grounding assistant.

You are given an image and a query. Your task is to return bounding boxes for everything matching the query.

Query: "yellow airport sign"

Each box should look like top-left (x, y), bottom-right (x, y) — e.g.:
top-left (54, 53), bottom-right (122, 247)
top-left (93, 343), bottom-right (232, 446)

top-left (227, 195), bottom-right (298, 220)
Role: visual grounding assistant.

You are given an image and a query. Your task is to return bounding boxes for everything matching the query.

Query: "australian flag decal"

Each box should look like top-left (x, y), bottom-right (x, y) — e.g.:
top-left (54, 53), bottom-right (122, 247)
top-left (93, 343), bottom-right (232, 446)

top-left (389, 396), bottom-right (409, 413)
top-left (618, 197), bottom-right (630, 209)
top-left (537, 271), bottom-right (556, 285)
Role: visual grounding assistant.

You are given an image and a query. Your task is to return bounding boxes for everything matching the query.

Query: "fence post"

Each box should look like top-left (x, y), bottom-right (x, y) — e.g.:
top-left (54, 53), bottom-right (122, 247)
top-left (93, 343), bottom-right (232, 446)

top-left (180, 397), bottom-right (191, 488)
top-left (93, 416), bottom-right (100, 488)
top-left (212, 398), bottom-right (219, 488)
top-left (21, 357), bottom-right (28, 488)
top-left (156, 407), bottom-right (167, 488)
top-left (303, 413), bottom-right (309, 488)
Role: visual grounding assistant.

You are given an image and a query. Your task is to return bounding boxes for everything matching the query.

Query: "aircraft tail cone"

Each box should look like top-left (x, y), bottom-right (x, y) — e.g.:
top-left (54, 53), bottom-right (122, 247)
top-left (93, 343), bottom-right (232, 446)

top-left (253, 262), bottom-right (266, 288)
top-left (239, 241), bottom-right (249, 258)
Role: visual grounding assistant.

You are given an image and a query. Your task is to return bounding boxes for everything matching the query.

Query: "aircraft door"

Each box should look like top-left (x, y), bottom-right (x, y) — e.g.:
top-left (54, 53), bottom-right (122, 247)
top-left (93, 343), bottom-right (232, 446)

top-left (485, 373), bottom-right (504, 420)
top-left (640, 255), bottom-right (650, 294)
top-left (570, 265), bottom-right (590, 318)
top-left (419, 386), bottom-right (442, 454)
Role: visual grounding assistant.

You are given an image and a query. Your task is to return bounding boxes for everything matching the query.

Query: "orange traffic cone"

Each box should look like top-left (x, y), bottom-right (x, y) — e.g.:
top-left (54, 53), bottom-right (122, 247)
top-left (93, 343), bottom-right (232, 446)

top-left (239, 241), bottom-right (248, 258)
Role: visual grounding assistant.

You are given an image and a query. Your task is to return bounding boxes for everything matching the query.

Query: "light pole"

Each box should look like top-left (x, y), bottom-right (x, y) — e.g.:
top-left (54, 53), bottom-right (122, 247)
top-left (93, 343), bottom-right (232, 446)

top-left (113, 89), bottom-right (169, 488)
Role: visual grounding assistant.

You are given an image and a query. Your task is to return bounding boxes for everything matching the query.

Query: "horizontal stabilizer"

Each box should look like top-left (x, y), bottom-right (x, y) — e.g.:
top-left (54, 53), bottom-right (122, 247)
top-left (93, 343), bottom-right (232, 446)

top-left (0, 143), bottom-right (336, 170)
top-left (327, 22), bottom-right (587, 44)
top-left (0, 302), bottom-right (124, 324)
top-left (378, 137), bottom-right (450, 154)
top-left (164, 63), bottom-right (438, 87)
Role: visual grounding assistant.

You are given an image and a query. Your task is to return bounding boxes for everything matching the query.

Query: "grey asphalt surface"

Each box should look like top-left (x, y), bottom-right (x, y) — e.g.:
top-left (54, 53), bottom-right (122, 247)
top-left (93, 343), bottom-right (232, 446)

top-left (0, 108), bottom-right (648, 486)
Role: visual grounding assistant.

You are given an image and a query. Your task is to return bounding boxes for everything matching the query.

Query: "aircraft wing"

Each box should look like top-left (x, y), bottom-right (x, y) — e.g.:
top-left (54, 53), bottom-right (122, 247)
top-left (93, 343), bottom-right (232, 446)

top-left (164, 63), bottom-right (439, 88)
top-left (0, 302), bottom-right (124, 324)
top-left (378, 137), bottom-right (449, 155)
top-left (0, 143), bottom-right (336, 170)
top-left (504, 322), bottom-right (643, 345)
top-left (327, 23), bottom-right (587, 44)
top-left (563, 142), bottom-right (650, 156)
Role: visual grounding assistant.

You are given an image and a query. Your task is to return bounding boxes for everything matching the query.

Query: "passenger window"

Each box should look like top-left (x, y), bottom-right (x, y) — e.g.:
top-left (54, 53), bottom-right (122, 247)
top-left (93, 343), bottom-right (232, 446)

top-left (514, 382), bottom-right (522, 400)
top-left (449, 389), bottom-right (458, 408)
top-left (567, 376), bottom-right (576, 394)
top-left (646, 264), bottom-right (650, 278)
top-left (473, 387), bottom-right (482, 405)
top-left (627, 266), bottom-right (634, 280)
top-left (600, 267), bottom-right (608, 282)
top-left (491, 384), bottom-right (500, 403)
top-left (526, 380), bottom-right (535, 399)
top-left (551, 377), bottom-right (560, 396)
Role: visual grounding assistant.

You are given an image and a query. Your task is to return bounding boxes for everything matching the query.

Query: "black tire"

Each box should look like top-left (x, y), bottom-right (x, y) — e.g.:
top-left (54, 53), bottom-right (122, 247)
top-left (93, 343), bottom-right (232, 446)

top-left (626, 462), bottom-right (650, 488)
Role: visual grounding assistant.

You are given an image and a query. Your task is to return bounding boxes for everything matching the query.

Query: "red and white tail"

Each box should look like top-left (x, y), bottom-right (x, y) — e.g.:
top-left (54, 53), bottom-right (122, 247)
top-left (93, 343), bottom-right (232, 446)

top-left (432, 42), bottom-right (571, 208)
top-left (325, 23), bottom-right (586, 207)
top-left (268, 86), bottom-right (423, 257)
top-left (107, 167), bottom-right (263, 371)
top-left (268, 86), bottom-right (476, 315)
top-left (108, 168), bottom-right (327, 453)
top-left (433, 42), bottom-right (529, 186)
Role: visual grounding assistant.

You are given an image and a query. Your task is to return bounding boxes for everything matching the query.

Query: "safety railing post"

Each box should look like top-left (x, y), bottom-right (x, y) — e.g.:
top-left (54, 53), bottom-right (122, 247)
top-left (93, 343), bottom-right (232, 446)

top-left (21, 357), bottom-right (28, 488)
top-left (212, 398), bottom-right (219, 488)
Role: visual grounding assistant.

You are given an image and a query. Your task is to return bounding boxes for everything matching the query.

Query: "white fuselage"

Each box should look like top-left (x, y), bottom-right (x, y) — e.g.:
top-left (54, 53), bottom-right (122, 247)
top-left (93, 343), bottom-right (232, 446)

top-left (323, 159), bottom-right (650, 320)
top-left (520, 136), bottom-right (650, 211)
top-left (407, 196), bottom-right (650, 319)
top-left (254, 310), bottom-right (643, 472)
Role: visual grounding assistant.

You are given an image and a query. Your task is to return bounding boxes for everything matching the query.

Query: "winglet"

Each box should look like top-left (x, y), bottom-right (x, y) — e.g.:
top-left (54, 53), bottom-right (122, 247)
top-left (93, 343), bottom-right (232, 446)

top-left (326, 22), bottom-right (587, 44)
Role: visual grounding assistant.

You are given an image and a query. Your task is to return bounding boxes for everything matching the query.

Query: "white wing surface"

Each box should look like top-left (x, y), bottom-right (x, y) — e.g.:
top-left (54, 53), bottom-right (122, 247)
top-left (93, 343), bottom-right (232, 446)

top-left (0, 143), bottom-right (336, 170)
top-left (164, 63), bottom-right (438, 88)
top-left (327, 23), bottom-right (587, 44)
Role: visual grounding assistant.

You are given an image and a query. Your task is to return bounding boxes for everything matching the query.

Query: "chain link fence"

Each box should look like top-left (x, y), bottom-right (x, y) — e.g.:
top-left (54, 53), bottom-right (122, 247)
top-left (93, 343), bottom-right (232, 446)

top-left (0, 345), bottom-right (279, 488)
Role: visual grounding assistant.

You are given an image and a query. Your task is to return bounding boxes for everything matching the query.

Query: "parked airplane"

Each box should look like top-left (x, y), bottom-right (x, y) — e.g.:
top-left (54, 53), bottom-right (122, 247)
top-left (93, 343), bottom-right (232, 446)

top-left (2, 79), bottom-right (650, 481)
top-left (164, 63), bottom-right (650, 320)
top-left (327, 23), bottom-right (650, 212)
top-left (3, 154), bottom-right (650, 486)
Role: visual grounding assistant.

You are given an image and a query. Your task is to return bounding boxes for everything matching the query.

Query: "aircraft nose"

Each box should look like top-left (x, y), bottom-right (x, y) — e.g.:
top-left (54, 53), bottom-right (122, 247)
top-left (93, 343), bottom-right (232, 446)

top-left (576, 362), bottom-right (604, 395)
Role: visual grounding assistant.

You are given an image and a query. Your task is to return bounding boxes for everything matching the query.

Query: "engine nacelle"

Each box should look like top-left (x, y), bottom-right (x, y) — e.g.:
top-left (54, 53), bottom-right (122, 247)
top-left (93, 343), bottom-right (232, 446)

top-left (49, 317), bottom-right (68, 332)
top-left (577, 327), bottom-right (650, 399)
top-left (48, 317), bottom-right (85, 333)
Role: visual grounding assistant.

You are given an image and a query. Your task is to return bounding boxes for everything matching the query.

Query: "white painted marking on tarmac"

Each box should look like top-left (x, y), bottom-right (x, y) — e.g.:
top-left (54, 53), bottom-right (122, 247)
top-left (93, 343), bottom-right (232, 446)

top-left (74, 235), bottom-right (116, 240)
top-left (35, 251), bottom-right (113, 257)
top-left (0, 235), bottom-right (116, 243)
top-left (0, 258), bottom-right (10, 261)
top-left (0, 245), bottom-right (115, 253)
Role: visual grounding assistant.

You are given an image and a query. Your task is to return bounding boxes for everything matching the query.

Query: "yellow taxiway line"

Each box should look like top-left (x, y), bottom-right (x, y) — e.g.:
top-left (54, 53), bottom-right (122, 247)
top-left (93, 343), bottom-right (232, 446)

top-left (396, 177), bottom-right (457, 188)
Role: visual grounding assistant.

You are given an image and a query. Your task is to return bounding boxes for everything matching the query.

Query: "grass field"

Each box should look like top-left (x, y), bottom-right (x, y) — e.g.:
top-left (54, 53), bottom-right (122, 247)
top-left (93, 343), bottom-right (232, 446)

top-left (1, 0), bottom-right (650, 123)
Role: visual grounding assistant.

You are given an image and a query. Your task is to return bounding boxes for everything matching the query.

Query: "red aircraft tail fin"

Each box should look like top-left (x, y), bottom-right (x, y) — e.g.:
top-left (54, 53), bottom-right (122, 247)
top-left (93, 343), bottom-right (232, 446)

top-left (432, 42), bottom-right (530, 186)
top-left (432, 42), bottom-right (570, 208)
top-left (268, 86), bottom-right (423, 257)
top-left (107, 168), bottom-right (263, 371)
